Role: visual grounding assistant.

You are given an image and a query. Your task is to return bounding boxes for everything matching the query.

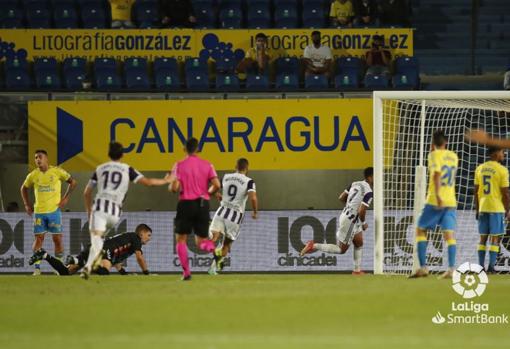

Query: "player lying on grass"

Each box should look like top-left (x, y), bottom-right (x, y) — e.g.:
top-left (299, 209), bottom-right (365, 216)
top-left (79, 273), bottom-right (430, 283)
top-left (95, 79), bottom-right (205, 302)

top-left (28, 224), bottom-right (153, 275)
top-left (300, 167), bottom-right (373, 275)
top-left (208, 158), bottom-right (258, 275)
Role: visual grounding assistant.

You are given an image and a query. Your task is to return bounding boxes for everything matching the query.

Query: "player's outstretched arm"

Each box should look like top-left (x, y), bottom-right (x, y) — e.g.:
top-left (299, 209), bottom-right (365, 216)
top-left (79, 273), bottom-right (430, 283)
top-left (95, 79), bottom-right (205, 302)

top-left (20, 185), bottom-right (33, 216)
top-left (134, 251), bottom-right (149, 275)
top-left (249, 191), bottom-right (258, 219)
top-left (59, 177), bottom-right (77, 209)
top-left (138, 173), bottom-right (174, 187)
top-left (466, 129), bottom-right (510, 148)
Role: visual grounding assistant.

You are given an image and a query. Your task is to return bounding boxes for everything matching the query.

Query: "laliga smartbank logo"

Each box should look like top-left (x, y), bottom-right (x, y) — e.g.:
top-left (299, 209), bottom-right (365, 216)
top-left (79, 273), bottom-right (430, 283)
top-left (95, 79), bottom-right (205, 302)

top-left (431, 262), bottom-right (508, 325)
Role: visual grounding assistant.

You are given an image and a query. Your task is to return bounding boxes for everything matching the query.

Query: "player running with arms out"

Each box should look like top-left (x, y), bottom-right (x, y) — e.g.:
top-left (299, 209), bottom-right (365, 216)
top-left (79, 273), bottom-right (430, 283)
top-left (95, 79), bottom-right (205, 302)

top-left (300, 167), bottom-right (373, 275)
top-left (29, 224), bottom-right (153, 276)
top-left (410, 130), bottom-right (459, 279)
top-left (20, 149), bottom-right (77, 275)
top-left (81, 142), bottom-right (173, 279)
top-left (207, 158), bottom-right (258, 275)
top-left (474, 146), bottom-right (509, 273)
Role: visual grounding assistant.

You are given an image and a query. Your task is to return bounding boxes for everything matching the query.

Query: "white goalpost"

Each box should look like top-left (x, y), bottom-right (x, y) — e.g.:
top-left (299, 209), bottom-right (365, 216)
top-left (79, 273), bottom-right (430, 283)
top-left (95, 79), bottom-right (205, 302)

top-left (373, 91), bottom-right (510, 275)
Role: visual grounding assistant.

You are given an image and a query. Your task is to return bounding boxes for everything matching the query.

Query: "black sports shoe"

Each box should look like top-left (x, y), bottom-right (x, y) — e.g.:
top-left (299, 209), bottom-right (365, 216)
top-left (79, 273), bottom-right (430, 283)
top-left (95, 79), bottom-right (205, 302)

top-left (487, 266), bottom-right (497, 274)
top-left (181, 274), bottom-right (192, 281)
top-left (28, 249), bottom-right (47, 266)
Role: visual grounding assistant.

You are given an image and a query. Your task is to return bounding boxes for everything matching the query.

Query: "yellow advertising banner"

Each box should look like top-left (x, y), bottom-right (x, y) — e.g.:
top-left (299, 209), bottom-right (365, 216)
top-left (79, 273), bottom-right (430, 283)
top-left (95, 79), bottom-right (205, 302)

top-left (2, 28), bottom-right (412, 61)
top-left (28, 99), bottom-right (373, 172)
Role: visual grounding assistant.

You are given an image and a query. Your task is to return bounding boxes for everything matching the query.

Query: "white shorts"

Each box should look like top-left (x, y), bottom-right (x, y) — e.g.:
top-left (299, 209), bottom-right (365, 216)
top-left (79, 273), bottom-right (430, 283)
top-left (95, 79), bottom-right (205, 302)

top-left (209, 214), bottom-right (241, 241)
top-left (336, 212), bottom-right (362, 246)
top-left (89, 211), bottom-right (120, 234)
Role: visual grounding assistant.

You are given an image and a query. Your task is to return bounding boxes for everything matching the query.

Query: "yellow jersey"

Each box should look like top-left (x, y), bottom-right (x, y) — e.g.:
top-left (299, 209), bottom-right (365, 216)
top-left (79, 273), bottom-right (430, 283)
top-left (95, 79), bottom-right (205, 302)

top-left (22, 166), bottom-right (71, 214)
top-left (329, 0), bottom-right (354, 20)
top-left (245, 47), bottom-right (275, 62)
top-left (474, 160), bottom-right (509, 213)
top-left (109, 0), bottom-right (135, 21)
top-left (426, 149), bottom-right (458, 207)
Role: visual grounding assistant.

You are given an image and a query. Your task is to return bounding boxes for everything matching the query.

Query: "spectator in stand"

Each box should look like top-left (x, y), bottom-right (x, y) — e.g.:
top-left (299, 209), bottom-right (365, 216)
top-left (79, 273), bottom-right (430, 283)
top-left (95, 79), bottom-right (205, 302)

top-left (329, 0), bottom-right (355, 28)
top-left (378, 0), bottom-right (410, 27)
top-left (160, 0), bottom-right (196, 28)
top-left (504, 67), bottom-right (510, 90)
top-left (354, 0), bottom-right (378, 27)
top-left (303, 31), bottom-right (333, 78)
top-left (237, 33), bottom-right (274, 76)
top-left (110, 0), bottom-right (136, 28)
top-left (365, 35), bottom-right (392, 78)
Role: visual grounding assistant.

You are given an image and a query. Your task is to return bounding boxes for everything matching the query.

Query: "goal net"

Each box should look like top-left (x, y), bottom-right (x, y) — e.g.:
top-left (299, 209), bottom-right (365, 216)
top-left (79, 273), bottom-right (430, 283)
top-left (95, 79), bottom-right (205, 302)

top-left (373, 91), bottom-right (510, 275)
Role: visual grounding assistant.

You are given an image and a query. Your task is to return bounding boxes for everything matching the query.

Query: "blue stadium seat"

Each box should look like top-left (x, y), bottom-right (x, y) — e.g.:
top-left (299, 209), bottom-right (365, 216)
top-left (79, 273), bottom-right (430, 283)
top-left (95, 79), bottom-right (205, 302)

top-left (34, 57), bottom-right (58, 73)
top-left (155, 70), bottom-right (181, 91)
top-left (54, 3), bottom-right (78, 28)
top-left (215, 57), bottom-right (236, 73)
top-left (26, 1), bottom-right (51, 28)
top-left (133, 0), bottom-right (159, 28)
top-left (246, 73), bottom-right (269, 91)
top-left (275, 57), bottom-right (299, 75)
top-left (305, 74), bottom-right (328, 90)
top-left (184, 57), bottom-right (208, 74)
top-left (334, 72), bottom-right (359, 88)
top-left (64, 70), bottom-right (87, 90)
top-left (274, 2), bottom-right (298, 28)
top-left (125, 70), bottom-right (151, 90)
top-left (220, 17), bottom-right (242, 29)
top-left (336, 56), bottom-right (363, 76)
top-left (124, 57), bottom-right (148, 73)
top-left (364, 74), bottom-right (389, 88)
top-left (63, 57), bottom-right (87, 74)
top-left (303, 1), bottom-right (325, 28)
top-left (95, 71), bottom-right (121, 91)
top-left (194, 1), bottom-right (216, 28)
top-left (5, 57), bottom-right (29, 73)
top-left (216, 74), bottom-right (240, 91)
top-left (394, 56), bottom-right (420, 87)
top-left (154, 57), bottom-right (178, 74)
top-left (247, 17), bottom-right (271, 29)
top-left (1, 3), bottom-right (24, 29)
top-left (6, 70), bottom-right (32, 89)
top-left (94, 57), bottom-right (117, 72)
top-left (303, 17), bottom-right (326, 28)
top-left (276, 73), bottom-right (299, 91)
top-left (36, 72), bottom-right (61, 90)
top-left (80, 2), bottom-right (107, 28)
top-left (186, 71), bottom-right (209, 91)
top-left (392, 73), bottom-right (418, 89)
top-left (247, 2), bottom-right (270, 20)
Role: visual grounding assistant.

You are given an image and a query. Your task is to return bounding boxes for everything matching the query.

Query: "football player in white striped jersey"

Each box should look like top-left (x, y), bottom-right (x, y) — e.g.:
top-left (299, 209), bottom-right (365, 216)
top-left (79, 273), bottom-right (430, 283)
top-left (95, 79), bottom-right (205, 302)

top-left (300, 167), bottom-right (373, 275)
top-left (208, 158), bottom-right (258, 275)
top-left (80, 142), bottom-right (173, 279)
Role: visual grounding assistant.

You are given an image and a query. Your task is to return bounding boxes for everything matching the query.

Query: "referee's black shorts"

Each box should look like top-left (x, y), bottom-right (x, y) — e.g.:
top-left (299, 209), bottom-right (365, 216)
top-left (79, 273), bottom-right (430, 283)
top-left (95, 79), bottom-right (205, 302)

top-left (174, 198), bottom-right (210, 238)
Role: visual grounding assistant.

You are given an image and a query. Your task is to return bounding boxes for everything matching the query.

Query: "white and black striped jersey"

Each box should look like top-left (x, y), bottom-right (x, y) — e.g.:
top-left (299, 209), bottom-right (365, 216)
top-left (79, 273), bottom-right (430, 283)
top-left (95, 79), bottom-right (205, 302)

top-left (89, 161), bottom-right (144, 215)
top-left (215, 172), bottom-right (255, 223)
top-left (343, 180), bottom-right (373, 217)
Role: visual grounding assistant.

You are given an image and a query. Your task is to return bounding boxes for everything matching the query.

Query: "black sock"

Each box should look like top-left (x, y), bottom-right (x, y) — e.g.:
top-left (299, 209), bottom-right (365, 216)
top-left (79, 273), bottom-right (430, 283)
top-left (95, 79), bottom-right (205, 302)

top-left (95, 266), bottom-right (110, 275)
top-left (46, 255), bottom-right (70, 275)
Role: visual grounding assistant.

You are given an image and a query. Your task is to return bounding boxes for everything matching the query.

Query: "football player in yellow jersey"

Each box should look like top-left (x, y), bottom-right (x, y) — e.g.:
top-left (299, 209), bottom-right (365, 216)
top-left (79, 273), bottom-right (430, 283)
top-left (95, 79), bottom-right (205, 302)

top-left (410, 130), bottom-right (459, 279)
top-left (474, 146), bottom-right (509, 273)
top-left (20, 150), bottom-right (77, 275)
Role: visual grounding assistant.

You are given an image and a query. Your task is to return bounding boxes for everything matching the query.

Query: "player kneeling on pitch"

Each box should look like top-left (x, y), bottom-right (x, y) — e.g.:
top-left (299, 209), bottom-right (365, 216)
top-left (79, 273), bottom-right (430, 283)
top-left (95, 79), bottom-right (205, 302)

top-left (208, 158), bottom-right (258, 275)
top-left (300, 167), bottom-right (373, 275)
top-left (28, 224), bottom-right (153, 275)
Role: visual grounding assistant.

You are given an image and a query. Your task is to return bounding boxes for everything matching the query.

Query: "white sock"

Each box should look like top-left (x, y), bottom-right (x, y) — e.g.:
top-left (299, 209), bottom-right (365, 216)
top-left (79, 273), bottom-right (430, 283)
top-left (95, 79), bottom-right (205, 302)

top-left (313, 243), bottom-right (342, 254)
top-left (353, 246), bottom-right (363, 271)
top-left (84, 234), bottom-right (104, 271)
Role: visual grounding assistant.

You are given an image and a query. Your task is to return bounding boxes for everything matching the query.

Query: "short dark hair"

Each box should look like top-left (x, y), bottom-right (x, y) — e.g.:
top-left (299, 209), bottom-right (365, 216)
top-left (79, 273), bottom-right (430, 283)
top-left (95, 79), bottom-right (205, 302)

top-left (432, 130), bottom-right (447, 147)
top-left (311, 30), bottom-right (321, 37)
top-left (6, 201), bottom-right (19, 212)
top-left (364, 167), bottom-right (373, 179)
top-left (488, 146), bottom-right (502, 155)
top-left (255, 33), bottom-right (267, 41)
top-left (35, 149), bottom-right (48, 156)
top-left (237, 158), bottom-right (249, 171)
top-left (108, 142), bottom-right (124, 160)
top-left (135, 224), bottom-right (152, 235)
top-left (186, 137), bottom-right (199, 154)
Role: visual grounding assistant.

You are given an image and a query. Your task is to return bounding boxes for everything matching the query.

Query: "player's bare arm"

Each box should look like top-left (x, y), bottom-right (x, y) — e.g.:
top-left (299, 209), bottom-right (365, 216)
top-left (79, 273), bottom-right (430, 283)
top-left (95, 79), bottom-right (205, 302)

top-left (20, 184), bottom-right (33, 216)
top-left (208, 177), bottom-right (221, 195)
top-left (338, 191), bottom-right (348, 203)
top-left (358, 204), bottom-right (368, 231)
top-left (59, 177), bottom-right (77, 209)
top-left (474, 184), bottom-right (480, 220)
top-left (135, 250), bottom-right (149, 274)
top-left (83, 183), bottom-right (94, 219)
top-left (137, 175), bottom-right (173, 187)
top-left (249, 191), bottom-right (258, 219)
top-left (433, 171), bottom-right (443, 207)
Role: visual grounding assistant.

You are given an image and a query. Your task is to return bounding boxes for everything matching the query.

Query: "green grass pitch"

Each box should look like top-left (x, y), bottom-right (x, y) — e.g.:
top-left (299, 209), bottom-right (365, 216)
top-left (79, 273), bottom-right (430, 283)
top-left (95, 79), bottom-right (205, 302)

top-left (1, 274), bottom-right (509, 349)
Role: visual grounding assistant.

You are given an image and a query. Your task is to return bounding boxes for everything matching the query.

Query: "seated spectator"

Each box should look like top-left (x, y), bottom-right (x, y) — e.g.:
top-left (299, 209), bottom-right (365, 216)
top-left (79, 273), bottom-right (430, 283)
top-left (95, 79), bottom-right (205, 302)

top-left (237, 33), bottom-right (274, 76)
top-left (354, 0), bottom-right (378, 26)
top-left (110, 0), bottom-right (136, 28)
top-left (330, 0), bottom-right (355, 28)
top-left (365, 35), bottom-right (391, 78)
top-left (378, 0), bottom-right (410, 27)
top-left (303, 31), bottom-right (333, 78)
top-left (160, 0), bottom-right (196, 28)
top-left (6, 201), bottom-right (19, 212)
